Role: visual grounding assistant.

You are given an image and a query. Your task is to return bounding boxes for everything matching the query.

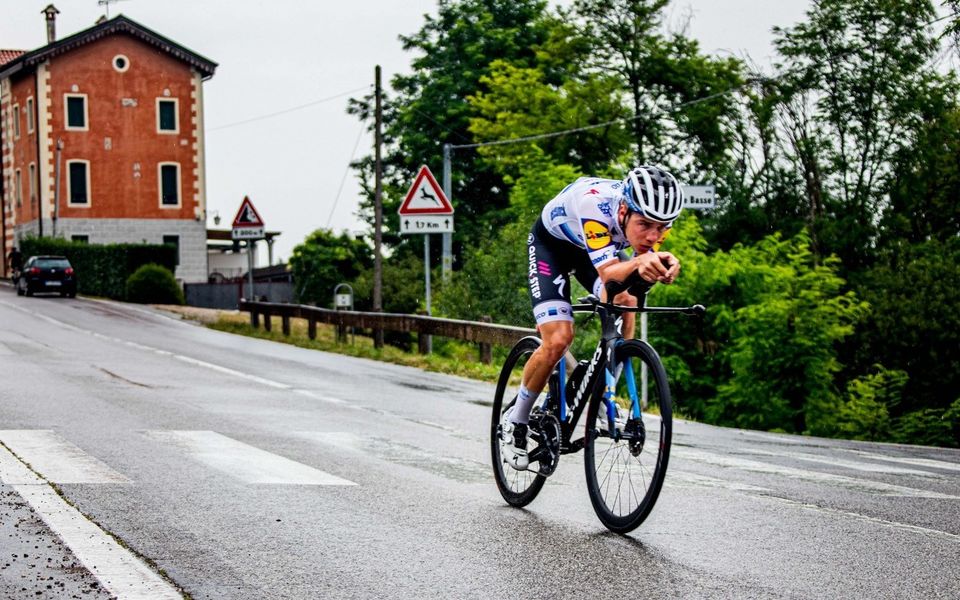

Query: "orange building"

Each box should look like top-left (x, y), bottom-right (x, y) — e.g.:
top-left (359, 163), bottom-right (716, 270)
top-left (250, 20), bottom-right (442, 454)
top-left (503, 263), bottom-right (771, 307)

top-left (1, 7), bottom-right (217, 282)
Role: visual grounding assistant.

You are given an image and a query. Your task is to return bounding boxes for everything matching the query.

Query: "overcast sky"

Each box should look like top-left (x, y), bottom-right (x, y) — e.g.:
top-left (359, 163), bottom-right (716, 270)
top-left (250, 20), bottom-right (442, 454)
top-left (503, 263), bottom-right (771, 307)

top-left (6, 0), bottom-right (812, 263)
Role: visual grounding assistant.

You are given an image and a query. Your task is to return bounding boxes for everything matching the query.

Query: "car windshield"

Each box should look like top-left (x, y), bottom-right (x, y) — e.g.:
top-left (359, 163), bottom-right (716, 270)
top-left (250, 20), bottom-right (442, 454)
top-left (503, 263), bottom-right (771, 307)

top-left (34, 258), bottom-right (71, 268)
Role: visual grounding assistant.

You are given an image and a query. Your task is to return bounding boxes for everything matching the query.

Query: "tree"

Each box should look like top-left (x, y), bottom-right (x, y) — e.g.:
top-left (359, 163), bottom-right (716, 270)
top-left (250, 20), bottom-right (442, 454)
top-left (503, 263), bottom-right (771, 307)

top-left (651, 226), bottom-right (866, 435)
top-left (771, 0), bottom-right (943, 270)
top-left (568, 0), bottom-right (744, 175)
top-left (348, 0), bottom-right (555, 254)
top-left (468, 58), bottom-right (631, 181)
top-left (852, 238), bottom-right (960, 417)
top-left (289, 229), bottom-right (372, 306)
top-left (881, 102), bottom-right (960, 246)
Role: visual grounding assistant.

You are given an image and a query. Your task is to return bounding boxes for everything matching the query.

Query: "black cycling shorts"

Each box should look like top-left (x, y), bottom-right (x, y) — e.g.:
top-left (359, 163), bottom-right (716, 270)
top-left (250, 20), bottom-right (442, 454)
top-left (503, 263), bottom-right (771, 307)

top-left (527, 219), bottom-right (605, 325)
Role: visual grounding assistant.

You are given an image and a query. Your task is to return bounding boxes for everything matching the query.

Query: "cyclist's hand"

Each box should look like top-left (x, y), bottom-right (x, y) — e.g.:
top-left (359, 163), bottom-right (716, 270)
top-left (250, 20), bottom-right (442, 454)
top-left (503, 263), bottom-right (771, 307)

top-left (657, 252), bottom-right (680, 284)
top-left (636, 252), bottom-right (680, 284)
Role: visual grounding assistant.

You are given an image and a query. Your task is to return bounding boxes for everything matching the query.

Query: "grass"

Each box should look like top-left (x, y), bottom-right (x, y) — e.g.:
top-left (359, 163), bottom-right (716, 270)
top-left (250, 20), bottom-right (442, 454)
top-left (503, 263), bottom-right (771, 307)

top-left (207, 312), bottom-right (507, 383)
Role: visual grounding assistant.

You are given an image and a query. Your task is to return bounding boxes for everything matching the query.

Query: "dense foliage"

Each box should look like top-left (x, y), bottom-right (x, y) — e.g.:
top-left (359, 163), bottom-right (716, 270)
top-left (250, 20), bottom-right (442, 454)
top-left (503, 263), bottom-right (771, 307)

top-left (19, 237), bottom-right (178, 299)
top-left (289, 229), bottom-right (373, 307)
top-left (125, 264), bottom-right (185, 305)
top-left (322, 0), bottom-right (960, 446)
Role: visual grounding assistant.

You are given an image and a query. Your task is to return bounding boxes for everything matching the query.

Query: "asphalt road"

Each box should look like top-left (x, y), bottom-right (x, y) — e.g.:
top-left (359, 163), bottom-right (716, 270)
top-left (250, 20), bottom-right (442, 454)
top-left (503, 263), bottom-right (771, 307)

top-left (1, 285), bottom-right (958, 599)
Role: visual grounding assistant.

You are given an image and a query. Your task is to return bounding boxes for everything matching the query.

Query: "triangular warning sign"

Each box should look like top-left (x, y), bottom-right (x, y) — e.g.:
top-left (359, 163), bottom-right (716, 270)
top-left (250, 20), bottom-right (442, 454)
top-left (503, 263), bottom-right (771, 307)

top-left (232, 196), bottom-right (265, 227)
top-left (398, 166), bottom-right (453, 215)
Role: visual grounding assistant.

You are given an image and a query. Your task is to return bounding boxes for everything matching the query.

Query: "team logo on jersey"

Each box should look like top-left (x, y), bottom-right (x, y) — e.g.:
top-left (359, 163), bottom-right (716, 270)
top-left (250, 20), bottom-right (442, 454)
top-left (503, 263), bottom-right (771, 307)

top-left (597, 201), bottom-right (612, 217)
top-left (583, 219), bottom-right (612, 250)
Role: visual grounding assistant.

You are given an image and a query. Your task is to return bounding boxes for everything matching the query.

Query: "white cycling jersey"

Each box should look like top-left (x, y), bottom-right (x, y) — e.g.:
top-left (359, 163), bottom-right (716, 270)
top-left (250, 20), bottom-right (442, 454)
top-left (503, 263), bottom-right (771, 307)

top-left (539, 177), bottom-right (630, 269)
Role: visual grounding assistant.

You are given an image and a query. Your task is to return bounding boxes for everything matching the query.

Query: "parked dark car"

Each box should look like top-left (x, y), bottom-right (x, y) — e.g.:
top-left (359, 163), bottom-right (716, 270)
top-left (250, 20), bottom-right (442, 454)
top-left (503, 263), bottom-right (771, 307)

top-left (16, 255), bottom-right (77, 297)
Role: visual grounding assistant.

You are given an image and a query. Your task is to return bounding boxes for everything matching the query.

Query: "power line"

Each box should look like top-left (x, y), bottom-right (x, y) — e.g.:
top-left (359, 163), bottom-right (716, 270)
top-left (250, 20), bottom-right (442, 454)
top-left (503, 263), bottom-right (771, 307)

top-left (327, 120), bottom-right (368, 228)
top-left (208, 85), bottom-right (371, 132)
top-left (449, 86), bottom-right (745, 150)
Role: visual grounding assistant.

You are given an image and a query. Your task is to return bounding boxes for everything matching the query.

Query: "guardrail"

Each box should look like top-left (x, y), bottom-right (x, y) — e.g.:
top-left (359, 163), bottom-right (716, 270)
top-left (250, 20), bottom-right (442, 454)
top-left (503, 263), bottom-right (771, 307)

top-left (238, 300), bottom-right (536, 363)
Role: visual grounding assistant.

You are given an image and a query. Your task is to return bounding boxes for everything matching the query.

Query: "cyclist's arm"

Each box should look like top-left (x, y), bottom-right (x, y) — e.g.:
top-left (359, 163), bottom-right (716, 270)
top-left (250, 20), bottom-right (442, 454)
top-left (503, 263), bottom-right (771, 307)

top-left (597, 251), bottom-right (679, 287)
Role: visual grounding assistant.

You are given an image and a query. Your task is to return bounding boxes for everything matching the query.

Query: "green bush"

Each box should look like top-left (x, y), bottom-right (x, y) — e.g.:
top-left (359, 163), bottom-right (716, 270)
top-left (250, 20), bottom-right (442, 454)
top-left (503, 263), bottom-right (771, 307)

top-left (20, 237), bottom-right (177, 299)
top-left (125, 264), bottom-right (184, 305)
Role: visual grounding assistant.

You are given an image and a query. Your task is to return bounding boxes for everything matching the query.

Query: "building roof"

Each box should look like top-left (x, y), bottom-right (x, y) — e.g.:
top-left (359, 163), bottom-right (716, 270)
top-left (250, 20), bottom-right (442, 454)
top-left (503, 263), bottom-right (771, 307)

top-left (0, 50), bottom-right (26, 66)
top-left (0, 14), bottom-right (217, 80)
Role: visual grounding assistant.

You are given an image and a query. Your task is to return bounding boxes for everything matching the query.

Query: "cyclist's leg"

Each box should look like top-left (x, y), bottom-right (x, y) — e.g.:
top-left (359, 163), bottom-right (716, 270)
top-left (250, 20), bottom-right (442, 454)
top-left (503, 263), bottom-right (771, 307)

top-left (513, 220), bottom-right (577, 425)
top-left (515, 320), bottom-right (574, 418)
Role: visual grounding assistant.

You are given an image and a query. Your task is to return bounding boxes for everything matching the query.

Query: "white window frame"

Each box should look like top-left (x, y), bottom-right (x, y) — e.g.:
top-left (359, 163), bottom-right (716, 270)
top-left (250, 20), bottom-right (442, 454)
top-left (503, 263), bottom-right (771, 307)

top-left (26, 97), bottom-right (34, 133)
top-left (12, 104), bottom-right (20, 139)
top-left (156, 98), bottom-right (179, 134)
top-left (66, 159), bottom-right (91, 207)
top-left (112, 54), bottom-right (130, 73)
top-left (64, 93), bottom-right (89, 131)
top-left (15, 169), bottom-right (22, 207)
top-left (158, 162), bottom-right (181, 208)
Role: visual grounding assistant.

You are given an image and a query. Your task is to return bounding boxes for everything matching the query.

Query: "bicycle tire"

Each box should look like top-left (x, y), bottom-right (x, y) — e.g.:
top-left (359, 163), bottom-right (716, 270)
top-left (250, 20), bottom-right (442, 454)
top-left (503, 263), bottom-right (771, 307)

top-left (583, 339), bottom-right (672, 533)
top-left (491, 336), bottom-right (548, 507)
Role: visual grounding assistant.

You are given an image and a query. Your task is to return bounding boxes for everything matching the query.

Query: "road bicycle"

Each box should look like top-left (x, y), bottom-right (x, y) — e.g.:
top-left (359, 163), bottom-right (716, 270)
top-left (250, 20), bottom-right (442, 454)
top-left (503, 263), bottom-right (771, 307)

top-left (491, 281), bottom-right (704, 533)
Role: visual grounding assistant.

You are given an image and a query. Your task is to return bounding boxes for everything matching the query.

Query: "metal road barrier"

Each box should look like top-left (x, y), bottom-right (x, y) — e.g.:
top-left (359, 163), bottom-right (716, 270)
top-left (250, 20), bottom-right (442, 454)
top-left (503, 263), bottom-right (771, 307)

top-left (238, 300), bottom-right (536, 363)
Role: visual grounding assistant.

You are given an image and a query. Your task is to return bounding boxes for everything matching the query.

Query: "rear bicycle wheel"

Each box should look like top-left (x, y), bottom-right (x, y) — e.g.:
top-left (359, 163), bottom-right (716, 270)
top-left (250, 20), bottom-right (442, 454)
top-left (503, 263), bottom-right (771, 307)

top-left (491, 336), bottom-right (547, 507)
top-left (583, 339), bottom-right (672, 533)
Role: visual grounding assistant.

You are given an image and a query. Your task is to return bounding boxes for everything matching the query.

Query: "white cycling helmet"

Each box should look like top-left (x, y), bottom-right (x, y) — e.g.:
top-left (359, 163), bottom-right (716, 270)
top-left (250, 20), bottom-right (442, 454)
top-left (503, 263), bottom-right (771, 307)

top-left (622, 165), bottom-right (684, 223)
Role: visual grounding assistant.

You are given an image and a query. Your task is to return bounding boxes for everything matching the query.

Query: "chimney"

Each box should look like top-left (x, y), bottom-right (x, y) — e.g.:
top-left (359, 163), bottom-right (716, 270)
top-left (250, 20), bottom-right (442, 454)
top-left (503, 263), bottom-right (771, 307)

top-left (42, 4), bottom-right (60, 44)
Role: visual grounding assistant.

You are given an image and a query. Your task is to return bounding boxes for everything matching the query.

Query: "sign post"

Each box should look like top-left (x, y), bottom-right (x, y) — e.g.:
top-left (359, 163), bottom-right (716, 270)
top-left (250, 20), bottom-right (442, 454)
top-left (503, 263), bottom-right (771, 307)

top-left (398, 165), bottom-right (454, 354)
top-left (232, 196), bottom-right (265, 301)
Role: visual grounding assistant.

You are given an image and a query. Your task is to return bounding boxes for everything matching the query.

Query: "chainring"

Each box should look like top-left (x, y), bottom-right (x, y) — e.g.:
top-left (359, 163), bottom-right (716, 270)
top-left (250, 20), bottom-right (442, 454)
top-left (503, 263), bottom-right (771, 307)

top-left (529, 410), bottom-right (562, 476)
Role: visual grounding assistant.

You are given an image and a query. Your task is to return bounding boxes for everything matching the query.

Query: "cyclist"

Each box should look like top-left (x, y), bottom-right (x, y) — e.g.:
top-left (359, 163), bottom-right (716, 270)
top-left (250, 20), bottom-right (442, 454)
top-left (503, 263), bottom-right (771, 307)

top-left (7, 246), bottom-right (22, 283)
top-left (502, 165), bottom-right (684, 470)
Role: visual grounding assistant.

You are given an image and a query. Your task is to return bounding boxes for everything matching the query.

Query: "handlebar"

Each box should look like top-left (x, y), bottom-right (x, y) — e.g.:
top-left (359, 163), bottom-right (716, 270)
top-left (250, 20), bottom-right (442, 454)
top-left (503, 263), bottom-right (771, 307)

top-left (572, 295), bottom-right (706, 318)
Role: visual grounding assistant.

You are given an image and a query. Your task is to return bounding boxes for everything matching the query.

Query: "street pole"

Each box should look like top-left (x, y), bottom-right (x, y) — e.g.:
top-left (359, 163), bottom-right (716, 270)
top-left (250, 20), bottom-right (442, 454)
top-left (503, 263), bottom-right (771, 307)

top-left (423, 233), bottom-right (432, 353)
top-left (441, 143), bottom-right (452, 281)
top-left (247, 240), bottom-right (255, 301)
top-left (373, 65), bottom-right (384, 349)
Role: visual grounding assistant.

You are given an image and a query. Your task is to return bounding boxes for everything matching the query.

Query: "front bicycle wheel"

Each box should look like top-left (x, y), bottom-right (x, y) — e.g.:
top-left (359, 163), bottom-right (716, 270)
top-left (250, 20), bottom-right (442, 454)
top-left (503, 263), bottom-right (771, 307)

top-left (583, 339), bottom-right (672, 533)
top-left (491, 336), bottom-right (547, 507)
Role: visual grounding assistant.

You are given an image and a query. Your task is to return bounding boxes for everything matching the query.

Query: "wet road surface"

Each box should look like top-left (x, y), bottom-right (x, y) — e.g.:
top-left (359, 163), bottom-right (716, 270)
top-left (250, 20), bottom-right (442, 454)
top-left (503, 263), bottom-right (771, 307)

top-left (1, 287), bottom-right (958, 599)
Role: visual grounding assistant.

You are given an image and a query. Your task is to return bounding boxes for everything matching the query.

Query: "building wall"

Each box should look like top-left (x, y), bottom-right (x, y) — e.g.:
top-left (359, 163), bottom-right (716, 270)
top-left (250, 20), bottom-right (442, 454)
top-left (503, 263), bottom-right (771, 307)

top-left (14, 217), bottom-right (207, 283)
top-left (48, 34), bottom-right (201, 221)
top-left (1, 31), bottom-right (210, 282)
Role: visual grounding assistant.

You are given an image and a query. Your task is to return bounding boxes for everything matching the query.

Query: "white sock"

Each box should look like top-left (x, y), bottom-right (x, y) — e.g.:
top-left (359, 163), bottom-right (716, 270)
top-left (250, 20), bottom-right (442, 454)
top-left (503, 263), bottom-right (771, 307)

top-left (510, 385), bottom-right (539, 425)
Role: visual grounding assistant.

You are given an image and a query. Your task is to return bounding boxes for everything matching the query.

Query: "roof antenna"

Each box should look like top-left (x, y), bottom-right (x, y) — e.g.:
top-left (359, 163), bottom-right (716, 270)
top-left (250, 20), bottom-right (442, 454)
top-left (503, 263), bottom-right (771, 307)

top-left (97, 0), bottom-right (131, 19)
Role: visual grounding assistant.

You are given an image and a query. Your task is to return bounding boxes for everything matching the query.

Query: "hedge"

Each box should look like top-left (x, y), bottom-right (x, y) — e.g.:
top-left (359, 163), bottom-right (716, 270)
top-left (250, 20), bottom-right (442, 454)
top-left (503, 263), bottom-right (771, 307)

top-left (19, 237), bottom-right (178, 300)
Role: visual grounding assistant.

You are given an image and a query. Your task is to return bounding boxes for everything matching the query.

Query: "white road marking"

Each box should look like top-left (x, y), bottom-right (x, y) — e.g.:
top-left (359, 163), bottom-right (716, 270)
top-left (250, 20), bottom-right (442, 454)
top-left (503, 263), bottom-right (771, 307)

top-left (748, 447), bottom-right (938, 477)
top-left (673, 447), bottom-right (960, 499)
top-left (146, 430), bottom-right (356, 485)
top-left (0, 444), bottom-right (182, 599)
top-left (848, 450), bottom-right (960, 473)
top-left (668, 470), bottom-right (772, 493)
top-left (0, 430), bottom-right (130, 484)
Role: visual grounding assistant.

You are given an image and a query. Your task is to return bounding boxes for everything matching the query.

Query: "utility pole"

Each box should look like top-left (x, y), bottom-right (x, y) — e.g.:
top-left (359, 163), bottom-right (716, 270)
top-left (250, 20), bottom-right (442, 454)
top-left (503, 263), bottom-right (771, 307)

top-left (441, 143), bottom-right (452, 282)
top-left (373, 65), bottom-right (384, 349)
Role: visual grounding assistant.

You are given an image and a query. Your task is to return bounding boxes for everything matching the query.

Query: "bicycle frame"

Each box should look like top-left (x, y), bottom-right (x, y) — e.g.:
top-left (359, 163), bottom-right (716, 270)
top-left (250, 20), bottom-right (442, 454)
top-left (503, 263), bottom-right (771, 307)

top-left (542, 296), bottom-right (704, 454)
